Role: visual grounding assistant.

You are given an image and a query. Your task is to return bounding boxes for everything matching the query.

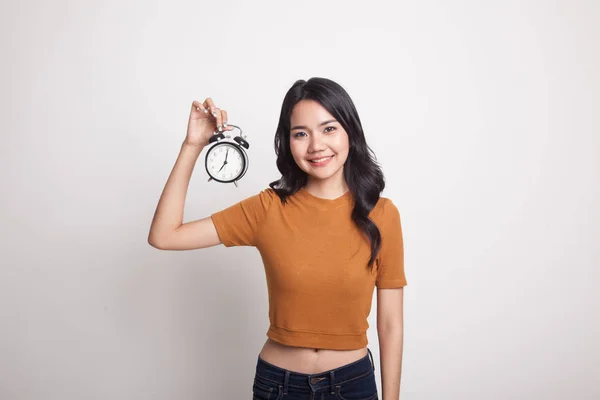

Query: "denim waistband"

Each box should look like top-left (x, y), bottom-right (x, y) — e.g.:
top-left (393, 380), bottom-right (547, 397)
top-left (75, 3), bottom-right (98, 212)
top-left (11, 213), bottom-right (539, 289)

top-left (255, 347), bottom-right (375, 395)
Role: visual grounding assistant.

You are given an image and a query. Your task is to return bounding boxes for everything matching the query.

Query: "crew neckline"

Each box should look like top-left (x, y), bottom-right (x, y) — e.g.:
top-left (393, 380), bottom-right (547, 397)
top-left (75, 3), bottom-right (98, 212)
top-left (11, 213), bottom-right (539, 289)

top-left (295, 187), bottom-right (353, 210)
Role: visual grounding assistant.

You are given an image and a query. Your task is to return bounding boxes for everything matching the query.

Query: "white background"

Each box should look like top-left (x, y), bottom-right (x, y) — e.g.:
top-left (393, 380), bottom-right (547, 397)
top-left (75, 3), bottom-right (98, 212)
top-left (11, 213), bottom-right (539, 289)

top-left (1, 0), bottom-right (598, 399)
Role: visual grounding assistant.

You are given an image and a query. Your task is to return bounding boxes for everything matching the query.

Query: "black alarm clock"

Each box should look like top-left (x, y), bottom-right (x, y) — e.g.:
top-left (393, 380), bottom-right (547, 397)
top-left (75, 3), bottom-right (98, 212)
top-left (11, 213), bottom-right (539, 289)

top-left (204, 124), bottom-right (250, 187)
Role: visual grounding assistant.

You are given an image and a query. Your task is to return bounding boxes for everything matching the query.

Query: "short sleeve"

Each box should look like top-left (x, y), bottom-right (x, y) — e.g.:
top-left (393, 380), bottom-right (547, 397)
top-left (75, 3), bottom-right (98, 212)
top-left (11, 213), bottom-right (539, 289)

top-left (210, 188), bottom-right (275, 247)
top-left (375, 200), bottom-right (407, 288)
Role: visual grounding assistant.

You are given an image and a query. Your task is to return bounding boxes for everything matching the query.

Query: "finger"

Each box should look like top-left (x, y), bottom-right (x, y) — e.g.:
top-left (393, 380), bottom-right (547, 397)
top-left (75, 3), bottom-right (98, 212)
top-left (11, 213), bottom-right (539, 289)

top-left (204, 98), bottom-right (219, 119)
top-left (212, 107), bottom-right (223, 131)
top-left (200, 99), bottom-right (209, 112)
top-left (192, 100), bottom-right (208, 114)
top-left (198, 100), bottom-right (208, 114)
top-left (221, 109), bottom-right (228, 130)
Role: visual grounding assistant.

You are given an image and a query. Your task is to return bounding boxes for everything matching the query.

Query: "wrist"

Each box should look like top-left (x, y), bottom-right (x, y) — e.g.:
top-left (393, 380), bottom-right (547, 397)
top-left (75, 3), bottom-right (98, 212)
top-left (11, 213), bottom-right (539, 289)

top-left (182, 141), bottom-right (206, 152)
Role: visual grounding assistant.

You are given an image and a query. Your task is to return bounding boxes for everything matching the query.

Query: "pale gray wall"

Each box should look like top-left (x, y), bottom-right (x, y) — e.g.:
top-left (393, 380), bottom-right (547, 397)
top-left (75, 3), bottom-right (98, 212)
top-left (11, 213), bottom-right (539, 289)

top-left (1, 0), bottom-right (598, 399)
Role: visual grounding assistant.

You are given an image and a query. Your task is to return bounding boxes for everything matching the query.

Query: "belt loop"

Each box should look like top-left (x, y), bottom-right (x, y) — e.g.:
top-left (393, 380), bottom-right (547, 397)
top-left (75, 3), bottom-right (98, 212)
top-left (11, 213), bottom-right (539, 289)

top-left (367, 348), bottom-right (375, 372)
top-left (330, 370), bottom-right (335, 394)
top-left (284, 371), bottom-right (290, 394)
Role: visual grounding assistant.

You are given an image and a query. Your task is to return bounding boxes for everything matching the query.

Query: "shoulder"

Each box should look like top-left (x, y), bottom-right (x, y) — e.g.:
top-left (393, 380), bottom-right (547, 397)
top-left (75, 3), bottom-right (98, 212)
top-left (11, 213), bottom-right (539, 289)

top-left (370, 196), bottom-right (401, 227)
top-left (241, 186), bottom-right (276, 200)
top-left (259, 187), bottom-right (279, 204)
top-left (257, 187), bottom-right (276, 199)
top-left (247, 187), bottom-right (280, 211)
top-left (370, 196), bottom-right (399, 217)
top-left (221, 186), bottom-right (278, 212)
top-left (257, 186), bottom-right (294, 207)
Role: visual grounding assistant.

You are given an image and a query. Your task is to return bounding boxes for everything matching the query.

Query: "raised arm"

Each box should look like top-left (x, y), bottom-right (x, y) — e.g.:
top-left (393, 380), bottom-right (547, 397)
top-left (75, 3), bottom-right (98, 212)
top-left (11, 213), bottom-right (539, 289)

top-left (148, 98), bottom-right (232, 250)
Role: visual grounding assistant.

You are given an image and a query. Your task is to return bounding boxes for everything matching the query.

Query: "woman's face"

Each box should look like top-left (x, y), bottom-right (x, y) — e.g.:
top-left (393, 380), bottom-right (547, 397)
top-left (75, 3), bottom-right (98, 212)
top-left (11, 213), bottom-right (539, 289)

top-left (289, 100), bottom-right (350, 184)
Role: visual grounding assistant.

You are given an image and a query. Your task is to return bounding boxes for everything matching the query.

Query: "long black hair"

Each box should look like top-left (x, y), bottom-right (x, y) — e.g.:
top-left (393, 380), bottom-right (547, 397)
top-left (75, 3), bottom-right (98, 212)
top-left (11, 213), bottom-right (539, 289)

top-left (269, 77), bottom-right (386, 270)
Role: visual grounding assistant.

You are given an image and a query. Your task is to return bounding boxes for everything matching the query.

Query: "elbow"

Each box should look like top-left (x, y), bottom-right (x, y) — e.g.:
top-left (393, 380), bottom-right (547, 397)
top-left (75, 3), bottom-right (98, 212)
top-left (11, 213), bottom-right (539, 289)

top-left (377, 326), bottom-right (403, 345)
top-left (148, 232), bottom-right (168, 250)
top-left (377, 321), bottom-right (403, 336)
top-left (148, 223), bottom-right (184, 250)
top-left (147, 236), bottom-right (162, 249)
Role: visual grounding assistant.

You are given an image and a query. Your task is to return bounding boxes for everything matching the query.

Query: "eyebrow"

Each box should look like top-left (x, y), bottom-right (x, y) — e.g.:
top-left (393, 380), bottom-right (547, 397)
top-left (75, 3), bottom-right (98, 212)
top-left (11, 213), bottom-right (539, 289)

top-left (290, 119), bottom-right (338, 131)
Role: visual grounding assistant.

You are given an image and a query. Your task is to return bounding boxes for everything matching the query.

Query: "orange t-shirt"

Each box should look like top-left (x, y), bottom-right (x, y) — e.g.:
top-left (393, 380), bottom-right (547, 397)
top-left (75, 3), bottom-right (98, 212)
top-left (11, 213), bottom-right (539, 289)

top-left (210, 187), bottom-right (406, 350)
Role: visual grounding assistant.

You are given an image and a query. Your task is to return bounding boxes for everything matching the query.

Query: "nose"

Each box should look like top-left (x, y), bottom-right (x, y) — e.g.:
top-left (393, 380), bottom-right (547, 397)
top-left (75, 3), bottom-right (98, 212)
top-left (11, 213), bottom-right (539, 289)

top-left (307, 133), bottom-right (327, 153)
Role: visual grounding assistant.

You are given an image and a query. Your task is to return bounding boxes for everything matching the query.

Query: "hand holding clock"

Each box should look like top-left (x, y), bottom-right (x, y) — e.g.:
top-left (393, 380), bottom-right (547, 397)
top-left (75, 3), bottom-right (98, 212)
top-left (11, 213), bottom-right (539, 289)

top-left (183, 98), bottom-right (250, 185)
top-left (185, 98), bottom-right (234, 148)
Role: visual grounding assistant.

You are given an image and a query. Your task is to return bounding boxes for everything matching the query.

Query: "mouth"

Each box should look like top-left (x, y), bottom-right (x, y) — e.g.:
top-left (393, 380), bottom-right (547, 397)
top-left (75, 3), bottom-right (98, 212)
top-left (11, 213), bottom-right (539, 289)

top-left (308, 155), bottom-right (334, 163)
top-left (307, 155), bottom-right (334, 167)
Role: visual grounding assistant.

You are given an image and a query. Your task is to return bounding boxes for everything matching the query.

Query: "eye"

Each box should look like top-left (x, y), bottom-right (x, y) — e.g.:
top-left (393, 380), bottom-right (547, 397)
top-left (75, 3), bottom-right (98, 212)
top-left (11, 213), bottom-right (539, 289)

top-left (324, 126), bottom-right (336, 133)
top-left (293, 131), bottom-right (306, 138)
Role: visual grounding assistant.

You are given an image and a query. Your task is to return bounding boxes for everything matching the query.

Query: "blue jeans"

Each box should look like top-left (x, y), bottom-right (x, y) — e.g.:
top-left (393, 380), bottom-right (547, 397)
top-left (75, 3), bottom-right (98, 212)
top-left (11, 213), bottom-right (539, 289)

top-left (252, 347), bottom-right (378, 400)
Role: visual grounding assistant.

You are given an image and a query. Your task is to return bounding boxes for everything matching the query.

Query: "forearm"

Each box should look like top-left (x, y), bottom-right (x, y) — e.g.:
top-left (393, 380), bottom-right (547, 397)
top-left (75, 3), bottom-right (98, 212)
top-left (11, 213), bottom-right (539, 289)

top-left (148, 142), bottom-right (204, 243)
top-left (378, 326), bottom-right (404, 400)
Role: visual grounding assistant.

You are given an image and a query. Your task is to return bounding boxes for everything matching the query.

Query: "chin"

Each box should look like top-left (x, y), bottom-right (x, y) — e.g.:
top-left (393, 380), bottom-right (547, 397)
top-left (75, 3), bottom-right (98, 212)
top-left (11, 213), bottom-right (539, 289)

top-left (305, 164), bottom-right (345, 181)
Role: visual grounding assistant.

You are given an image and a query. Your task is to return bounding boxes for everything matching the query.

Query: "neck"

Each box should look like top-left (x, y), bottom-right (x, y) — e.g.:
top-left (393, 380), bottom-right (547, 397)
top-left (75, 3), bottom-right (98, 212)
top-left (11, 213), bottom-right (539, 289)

top-left (304, 179), bottom-right (349, 200)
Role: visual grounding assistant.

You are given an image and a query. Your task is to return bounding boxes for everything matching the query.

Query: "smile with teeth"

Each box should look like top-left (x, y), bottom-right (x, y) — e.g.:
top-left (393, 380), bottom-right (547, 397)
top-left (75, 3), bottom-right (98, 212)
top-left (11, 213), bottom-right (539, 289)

top-left (309, 156), bottom-right (334, 163)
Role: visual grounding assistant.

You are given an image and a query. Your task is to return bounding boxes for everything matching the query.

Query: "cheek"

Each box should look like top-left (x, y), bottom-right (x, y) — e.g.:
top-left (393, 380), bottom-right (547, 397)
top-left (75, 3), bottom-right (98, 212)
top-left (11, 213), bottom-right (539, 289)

top-left (289, 141), bottom-right (304, 162)
top-left (334, 133), bottom-right (350, 152)
top-left (290, 141), bottom-right (306, 157)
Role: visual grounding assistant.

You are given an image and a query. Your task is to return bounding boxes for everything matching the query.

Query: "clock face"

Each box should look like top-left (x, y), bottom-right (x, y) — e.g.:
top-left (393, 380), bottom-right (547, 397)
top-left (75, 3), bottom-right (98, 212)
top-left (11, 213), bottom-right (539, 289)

top-left (205, 143), bottom-right (246, 182)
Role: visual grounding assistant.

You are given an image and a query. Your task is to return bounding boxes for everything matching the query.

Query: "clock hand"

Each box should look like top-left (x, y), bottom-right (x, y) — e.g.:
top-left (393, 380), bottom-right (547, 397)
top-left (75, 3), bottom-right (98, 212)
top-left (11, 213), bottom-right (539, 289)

top-left (217, 149), bottom-right (230, 173)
